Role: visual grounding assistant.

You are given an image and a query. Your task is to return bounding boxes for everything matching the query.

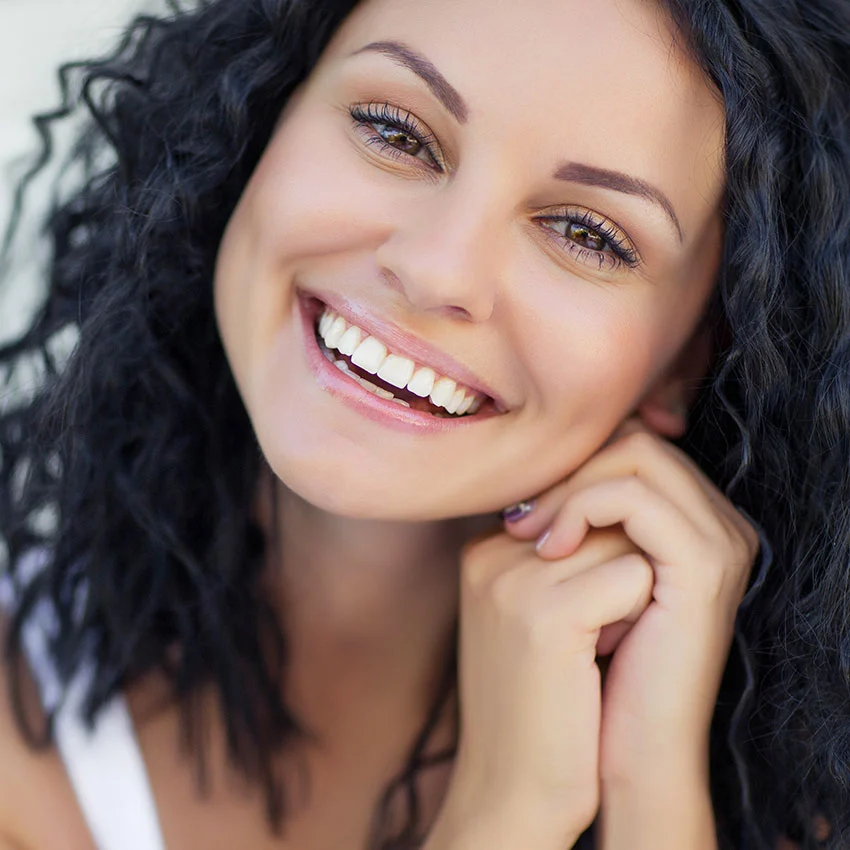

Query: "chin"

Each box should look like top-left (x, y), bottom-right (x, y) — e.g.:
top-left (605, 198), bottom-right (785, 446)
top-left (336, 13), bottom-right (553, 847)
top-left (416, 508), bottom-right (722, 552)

top-left (253, 429), bottom-right (502, 522)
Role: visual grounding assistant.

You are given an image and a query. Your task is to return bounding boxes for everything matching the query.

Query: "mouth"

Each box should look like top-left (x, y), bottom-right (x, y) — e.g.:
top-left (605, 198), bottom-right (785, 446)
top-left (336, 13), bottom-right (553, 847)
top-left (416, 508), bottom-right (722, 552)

top-left (304, 296), bottom-right (499, 421)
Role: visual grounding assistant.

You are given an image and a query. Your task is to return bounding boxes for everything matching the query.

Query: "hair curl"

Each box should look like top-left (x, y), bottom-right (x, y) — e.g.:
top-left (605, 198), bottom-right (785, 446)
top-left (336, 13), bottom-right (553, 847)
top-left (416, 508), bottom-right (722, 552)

top-left (2, 0), bottom-right (850, 847)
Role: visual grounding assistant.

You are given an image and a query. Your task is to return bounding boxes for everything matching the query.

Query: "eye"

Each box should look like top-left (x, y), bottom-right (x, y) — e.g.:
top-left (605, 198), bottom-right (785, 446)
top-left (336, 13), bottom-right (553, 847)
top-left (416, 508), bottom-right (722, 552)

top-left (349, 102), bottom-right (443, 170)
top-left (535, 207), bottom-right (640, 271)
top-left (377, 125), bottom-right (422, 156)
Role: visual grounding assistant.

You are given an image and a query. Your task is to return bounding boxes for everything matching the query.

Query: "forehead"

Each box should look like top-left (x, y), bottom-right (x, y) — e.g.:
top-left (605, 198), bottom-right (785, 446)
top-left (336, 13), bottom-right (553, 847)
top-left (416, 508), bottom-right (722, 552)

top-left (325, 0), bottom-right (726, 227)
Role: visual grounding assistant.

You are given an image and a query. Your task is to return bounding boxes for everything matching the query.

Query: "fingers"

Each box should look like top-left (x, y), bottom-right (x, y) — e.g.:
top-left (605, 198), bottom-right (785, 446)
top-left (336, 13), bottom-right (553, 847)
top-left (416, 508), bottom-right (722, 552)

top-left (551, 552), bottom-right (654, 648)
top-left (502, 423), bottom-right (758, 569)
top-left (536, 475), bottom-right (752, 606)
top-left (505, 432), bottom-right (716, 544)
top-left (566, 552), bottom-right (654, 628)
top-left (536, 476), bottom-right (697, 569)
top-left (462, 533), bottom-right (654, 654)
top-left (462, 527), bottom-right (639, 592)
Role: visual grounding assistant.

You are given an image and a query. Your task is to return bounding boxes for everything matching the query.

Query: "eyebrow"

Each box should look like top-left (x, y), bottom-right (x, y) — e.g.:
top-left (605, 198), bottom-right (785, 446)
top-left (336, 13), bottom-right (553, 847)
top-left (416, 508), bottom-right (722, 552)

top-left (351, 40), bottom-right (469, 124)
top-left (554, 161), bottom-right (684, 242)
top-left (351, 43), bottom-right (682, 242)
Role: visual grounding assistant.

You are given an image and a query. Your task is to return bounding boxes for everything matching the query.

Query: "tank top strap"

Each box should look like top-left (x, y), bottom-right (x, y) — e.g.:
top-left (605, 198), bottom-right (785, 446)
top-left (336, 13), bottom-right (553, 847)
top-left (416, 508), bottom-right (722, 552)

top-left (1, 557), bottom-right (167, 850)
top-left (53, 664), bottom-right (167, 850)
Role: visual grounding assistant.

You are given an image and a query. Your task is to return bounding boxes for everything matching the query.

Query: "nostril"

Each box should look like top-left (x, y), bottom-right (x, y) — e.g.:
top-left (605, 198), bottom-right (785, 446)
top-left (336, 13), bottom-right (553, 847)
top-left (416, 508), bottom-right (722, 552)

top-left (379, 267), bottom-right (405, 295)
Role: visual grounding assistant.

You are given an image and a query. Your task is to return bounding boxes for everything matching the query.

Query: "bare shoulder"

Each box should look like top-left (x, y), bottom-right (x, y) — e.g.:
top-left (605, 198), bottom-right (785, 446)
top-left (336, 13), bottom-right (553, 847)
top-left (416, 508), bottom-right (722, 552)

top-left (0, 614), bottom-right (95, 850)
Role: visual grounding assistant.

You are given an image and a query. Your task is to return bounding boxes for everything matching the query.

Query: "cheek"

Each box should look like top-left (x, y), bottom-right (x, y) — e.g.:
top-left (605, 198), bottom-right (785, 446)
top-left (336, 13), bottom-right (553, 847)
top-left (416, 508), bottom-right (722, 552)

top-left (236, 105), bottom-right (400, 266)
top-left (523, 287), bottom-right (660, 422)
top-left (214, 103), bottom-right (391, 384)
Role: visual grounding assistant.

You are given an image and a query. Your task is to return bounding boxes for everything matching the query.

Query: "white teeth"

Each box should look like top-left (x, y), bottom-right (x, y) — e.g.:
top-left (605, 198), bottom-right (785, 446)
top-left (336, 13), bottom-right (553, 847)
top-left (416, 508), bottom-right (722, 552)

top-left (377, 354), bottom-right (415, 389)
top-left (351, 337), bottom-right (388, 374)
top-left (430, 377), bottom-right (456, 408)
top-left (446, 388), bottom-right (465, 415)
top-left (356, 375), bottom-right (379, 393)
top-left (457, 394), bottom-right (475, 415)
top-left (317, 308), bottom-right (486, 417)
top-left (407, 367), bottom-right (435, 398)
top-left (319, 312), bottom-right (334, 338)
top-left (337, 325), bottom-right (362, 357)
top-left (325, 316), bottom-right (347, 348)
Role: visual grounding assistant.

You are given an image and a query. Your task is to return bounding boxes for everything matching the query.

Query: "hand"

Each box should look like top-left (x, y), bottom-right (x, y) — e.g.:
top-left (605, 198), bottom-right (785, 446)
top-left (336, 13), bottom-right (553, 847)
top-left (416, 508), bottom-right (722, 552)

top-left (504, 419), bottom-right (758, 783)
top-left (436, 523), bottom-right (654, 848)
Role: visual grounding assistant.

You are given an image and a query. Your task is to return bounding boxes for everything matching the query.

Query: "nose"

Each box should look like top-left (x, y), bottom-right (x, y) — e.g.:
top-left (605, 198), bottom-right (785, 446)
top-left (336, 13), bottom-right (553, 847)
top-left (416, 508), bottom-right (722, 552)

top-left (374, 178), bottom-right (503, 322)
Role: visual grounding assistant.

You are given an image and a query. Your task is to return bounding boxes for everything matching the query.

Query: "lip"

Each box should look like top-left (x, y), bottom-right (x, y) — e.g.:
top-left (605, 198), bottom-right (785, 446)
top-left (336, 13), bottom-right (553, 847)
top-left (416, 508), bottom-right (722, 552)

top-left (296, 291), bottom-right (504, 433)
top-left (302, 288), bottom-right (506, 410)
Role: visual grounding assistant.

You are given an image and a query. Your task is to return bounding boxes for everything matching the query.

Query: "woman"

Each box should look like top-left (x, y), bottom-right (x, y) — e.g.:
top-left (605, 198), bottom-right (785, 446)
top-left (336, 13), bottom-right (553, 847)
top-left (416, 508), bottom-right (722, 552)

top-left (0, 0), bottom-right (847, 847)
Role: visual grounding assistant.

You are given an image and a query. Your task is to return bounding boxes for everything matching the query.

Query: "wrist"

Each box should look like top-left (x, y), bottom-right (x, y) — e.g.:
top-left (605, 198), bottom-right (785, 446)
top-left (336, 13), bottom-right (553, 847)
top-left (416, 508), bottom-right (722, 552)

top-left (601, 725), bottom-right (710, 789)
top-left (599, 766), bottom-right (717, 850)
top-left (426, 794), bottom-right (585, 850)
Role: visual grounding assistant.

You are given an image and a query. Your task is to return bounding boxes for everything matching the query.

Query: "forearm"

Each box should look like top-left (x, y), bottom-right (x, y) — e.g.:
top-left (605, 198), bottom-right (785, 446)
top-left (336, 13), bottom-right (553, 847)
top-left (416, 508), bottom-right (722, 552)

top-left (598, 763), bottom-right (718, 850)
top-left (423, 795), bottom-right (584, 850)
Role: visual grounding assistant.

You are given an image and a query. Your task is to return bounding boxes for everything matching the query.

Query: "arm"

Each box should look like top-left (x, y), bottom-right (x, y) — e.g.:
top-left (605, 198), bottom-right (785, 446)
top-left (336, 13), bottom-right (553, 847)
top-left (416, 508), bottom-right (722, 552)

top-left (503, 423), bottom-right (757, 850)
top-left (423, 794), bottom-right (584, 850)
top-left (598, 761), bottom-right (718, 850)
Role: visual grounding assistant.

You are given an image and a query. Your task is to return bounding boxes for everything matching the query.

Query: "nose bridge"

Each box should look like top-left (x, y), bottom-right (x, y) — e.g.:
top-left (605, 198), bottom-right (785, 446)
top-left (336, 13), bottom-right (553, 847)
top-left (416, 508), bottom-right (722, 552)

top-left (376, 173), bottom-right (504, 321)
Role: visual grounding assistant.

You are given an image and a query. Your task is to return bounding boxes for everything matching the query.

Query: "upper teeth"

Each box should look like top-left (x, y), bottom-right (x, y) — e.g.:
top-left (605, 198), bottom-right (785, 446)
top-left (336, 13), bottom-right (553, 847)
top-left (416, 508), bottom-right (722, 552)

top-left (317, 309), bottom-right (483, 416)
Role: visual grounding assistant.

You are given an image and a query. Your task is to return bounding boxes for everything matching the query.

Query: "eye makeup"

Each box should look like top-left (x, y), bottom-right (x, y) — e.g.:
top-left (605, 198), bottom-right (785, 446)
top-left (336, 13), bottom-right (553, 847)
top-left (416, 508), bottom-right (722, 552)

top-left (347, 98), bottom-right (642, 272)
top-left (349, 101), bottom-right (443, 170)
top-left (534, 207), bottom-right (641, 271)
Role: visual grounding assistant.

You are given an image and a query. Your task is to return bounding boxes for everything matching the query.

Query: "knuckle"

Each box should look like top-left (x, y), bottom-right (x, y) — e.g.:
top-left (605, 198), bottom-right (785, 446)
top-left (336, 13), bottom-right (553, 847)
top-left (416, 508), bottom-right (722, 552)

top-left (460, 553), bottom-right (489, 590)
top-left (694, 542), bottom-right (749, 603)
top-left (489, 573), bottom-right (557, 643)
top-left (720, 518), bottom-right (759, 577)
top-left (623, 551), bottom-right (654, 581)
top-left (620, 429), bottom-right (658, 457)
top-left (460, 535), bottom-right (504, 587)
top-left (489, 570), bottom-right (525, 613)
top-left (742, 522), bottom-right (761, 561)
top-left (700, 565), bottom-right (727, 602)
top-left (618, 474), bottom-right (646, 500)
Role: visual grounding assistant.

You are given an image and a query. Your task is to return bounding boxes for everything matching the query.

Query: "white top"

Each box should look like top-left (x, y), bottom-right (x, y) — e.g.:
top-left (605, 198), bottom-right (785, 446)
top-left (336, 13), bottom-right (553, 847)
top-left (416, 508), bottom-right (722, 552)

top-left (0, 552), bottom-right (166, 850)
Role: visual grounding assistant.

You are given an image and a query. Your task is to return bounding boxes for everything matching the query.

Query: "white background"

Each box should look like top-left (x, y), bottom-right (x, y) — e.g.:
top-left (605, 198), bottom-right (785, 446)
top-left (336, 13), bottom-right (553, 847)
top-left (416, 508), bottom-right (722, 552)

top-left (0, 0), bottom-right (169, 342)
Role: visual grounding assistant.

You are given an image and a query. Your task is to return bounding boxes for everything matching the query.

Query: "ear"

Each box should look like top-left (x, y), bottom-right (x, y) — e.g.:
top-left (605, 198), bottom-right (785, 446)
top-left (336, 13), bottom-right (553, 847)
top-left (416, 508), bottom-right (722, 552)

top-left (635, 323), bottom-right (713, 439)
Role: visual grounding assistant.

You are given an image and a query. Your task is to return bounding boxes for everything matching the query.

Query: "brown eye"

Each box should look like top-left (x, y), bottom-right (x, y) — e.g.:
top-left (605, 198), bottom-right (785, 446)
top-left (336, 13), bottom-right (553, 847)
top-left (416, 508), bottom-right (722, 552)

top-left (567, 222), bottom-right (606, 251)
top-left (534, 209), bottom-right (640, 270)
top-left (376, 123), bottom-right (422, 155)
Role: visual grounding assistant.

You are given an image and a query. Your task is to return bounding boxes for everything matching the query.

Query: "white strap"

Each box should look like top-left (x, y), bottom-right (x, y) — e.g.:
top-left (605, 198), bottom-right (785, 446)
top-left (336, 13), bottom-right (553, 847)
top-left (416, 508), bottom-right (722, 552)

top-left (53, 667), bottom-right (167, 850)
top-left (3, 563), bottom-right (167, 850)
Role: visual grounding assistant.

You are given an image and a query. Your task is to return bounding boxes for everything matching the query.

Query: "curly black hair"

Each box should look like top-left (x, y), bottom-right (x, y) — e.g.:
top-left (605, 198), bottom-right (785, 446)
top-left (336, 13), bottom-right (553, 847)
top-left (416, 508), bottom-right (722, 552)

top-left (2, 0), bottom-right (850, 848)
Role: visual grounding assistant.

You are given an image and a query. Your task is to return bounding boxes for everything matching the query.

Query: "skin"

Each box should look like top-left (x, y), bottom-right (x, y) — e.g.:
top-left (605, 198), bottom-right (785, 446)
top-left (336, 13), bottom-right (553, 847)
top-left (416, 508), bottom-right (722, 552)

top-left (214, 0), bottom-right (726, 520)
top-left (0, 0), bottom-right (764, 848)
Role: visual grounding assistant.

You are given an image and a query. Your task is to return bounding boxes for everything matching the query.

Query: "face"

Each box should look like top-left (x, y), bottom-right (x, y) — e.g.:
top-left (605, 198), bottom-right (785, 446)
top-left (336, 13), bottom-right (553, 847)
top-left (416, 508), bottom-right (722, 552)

top-left (214, 0), bottom-right (726, 520)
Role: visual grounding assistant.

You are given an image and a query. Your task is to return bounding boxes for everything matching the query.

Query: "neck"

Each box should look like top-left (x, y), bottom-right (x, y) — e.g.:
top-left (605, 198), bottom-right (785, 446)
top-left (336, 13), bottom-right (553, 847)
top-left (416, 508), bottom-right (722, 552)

top-left (258, 472), bottom-right (496, 737)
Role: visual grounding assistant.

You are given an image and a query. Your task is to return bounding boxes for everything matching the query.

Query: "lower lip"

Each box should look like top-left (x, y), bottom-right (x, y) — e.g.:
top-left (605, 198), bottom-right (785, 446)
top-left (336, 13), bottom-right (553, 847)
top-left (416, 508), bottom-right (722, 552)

top-left (297, 293), bottom-right (492, 434)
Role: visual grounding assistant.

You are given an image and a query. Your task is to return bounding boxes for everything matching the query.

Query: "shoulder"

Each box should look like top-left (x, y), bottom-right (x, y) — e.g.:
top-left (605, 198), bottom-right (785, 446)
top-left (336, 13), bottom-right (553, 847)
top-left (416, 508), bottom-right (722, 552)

top-left (0, 614), bottom-right (95, 850)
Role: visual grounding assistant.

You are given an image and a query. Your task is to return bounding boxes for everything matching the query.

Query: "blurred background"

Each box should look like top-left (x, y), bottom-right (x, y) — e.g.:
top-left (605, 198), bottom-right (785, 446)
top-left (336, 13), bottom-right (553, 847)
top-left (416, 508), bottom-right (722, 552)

top-left (0, 0), bottom-right (170, 344)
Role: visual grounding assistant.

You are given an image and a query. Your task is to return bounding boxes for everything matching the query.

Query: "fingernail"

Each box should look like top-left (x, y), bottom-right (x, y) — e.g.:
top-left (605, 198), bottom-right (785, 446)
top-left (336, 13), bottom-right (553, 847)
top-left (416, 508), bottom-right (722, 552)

top-left (501, 500), bottom-right (535, 523)
top-left (535, 529), bottom-right (551, 552)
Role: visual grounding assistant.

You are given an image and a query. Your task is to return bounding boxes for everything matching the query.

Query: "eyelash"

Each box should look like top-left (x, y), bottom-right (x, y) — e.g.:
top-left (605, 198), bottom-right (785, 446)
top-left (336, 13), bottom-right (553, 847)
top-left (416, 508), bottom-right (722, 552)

top-left (349, 101), bottom-right (641, 271)
top-left (349, 102), bottom-right (441, 169)
top-left (534, 209), bottom-right (640, 271)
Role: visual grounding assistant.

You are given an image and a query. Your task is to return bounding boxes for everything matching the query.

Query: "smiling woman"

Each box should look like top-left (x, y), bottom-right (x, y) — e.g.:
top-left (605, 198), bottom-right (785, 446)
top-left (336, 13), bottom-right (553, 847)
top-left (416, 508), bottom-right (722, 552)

top-left (0, 1), bottom-right (848, 849)
top-left (215, 0), bottom-right (724, 521)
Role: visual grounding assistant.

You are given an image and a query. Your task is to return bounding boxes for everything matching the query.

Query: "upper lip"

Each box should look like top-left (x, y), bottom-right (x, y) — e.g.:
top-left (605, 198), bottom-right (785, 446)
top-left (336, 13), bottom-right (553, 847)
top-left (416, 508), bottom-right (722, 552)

top-left (302, 288), bottom-right (505, 409)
